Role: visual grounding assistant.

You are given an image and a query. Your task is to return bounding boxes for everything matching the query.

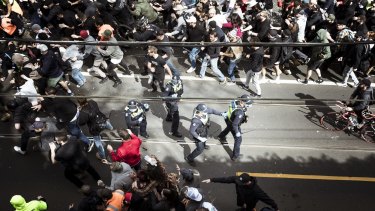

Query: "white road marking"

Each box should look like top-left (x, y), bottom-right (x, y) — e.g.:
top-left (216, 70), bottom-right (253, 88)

top-left (81, 72), bottom-right (373, 87)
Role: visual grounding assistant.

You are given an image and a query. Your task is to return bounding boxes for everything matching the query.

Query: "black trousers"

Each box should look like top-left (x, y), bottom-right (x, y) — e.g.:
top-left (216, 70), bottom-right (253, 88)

top-left (166, 102), bottom-right (180, 134)
top-left (187, 138), bottom-right (207, 161)
top-left (64, 164), bottom-right (101, 188)
top-left (128, 119), bottom-right (148, 136)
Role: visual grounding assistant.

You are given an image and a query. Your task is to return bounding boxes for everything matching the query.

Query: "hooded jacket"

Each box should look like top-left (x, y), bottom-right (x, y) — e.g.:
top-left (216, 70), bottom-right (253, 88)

top-left (311, 28), bottom-right (331, 60)
top-left (130, 0), bottom-right (158, 23)
top-left (10, 195), bottom-right (47, 211)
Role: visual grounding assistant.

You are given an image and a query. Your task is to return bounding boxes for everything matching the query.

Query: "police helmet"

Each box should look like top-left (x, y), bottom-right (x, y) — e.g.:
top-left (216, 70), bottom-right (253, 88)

top-left (127, 100), bottom-right (138, 112)
top-left (239, 94), bottom-right (253, 107)
top-left (171, 75), bottom-right (181, 85)
top-left (195, 103), bottom-right (208, 112)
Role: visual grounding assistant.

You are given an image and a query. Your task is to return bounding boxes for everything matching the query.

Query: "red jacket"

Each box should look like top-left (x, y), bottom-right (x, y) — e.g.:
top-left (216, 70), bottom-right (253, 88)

top-left (110, 134), bottom-right (142, 166)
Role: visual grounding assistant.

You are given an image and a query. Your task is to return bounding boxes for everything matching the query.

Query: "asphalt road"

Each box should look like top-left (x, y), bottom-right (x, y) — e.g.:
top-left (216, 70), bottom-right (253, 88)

top-left (0, 48), bottom-right (375, 211)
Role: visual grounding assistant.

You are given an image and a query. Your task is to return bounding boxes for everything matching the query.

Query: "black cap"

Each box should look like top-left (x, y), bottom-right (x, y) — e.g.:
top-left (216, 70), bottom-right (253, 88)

top-left (180, 168), bottom-right (194, 182)
top-left (236, 173), bottom-right (251, 185)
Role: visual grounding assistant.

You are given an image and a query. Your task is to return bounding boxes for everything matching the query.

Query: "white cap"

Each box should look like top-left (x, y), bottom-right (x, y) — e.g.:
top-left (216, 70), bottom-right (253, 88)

top-left (186, 16), bottom-right (197, 23)
top-left (186, 187), bottom-right (202, 201)
top-left (144, 155), bottom-right (157, 167)
top-left (37, 44), bottom-right (48, 52)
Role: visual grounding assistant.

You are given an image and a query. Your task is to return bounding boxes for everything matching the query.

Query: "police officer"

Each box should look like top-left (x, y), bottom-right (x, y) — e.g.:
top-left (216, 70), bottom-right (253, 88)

top-left (124, 100), bottom-right (150, 138)
top-left (217, 94), bottom-right (253, 161)
top-left (185, 104), bottom-right (224, 164)
top-left (163, 75), bottom-right (183, 138)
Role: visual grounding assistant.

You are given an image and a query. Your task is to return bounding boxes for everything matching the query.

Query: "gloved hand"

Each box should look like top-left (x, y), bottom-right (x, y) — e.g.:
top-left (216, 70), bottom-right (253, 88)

top-left (197, 136), bottom-right (207, 142)
top-left (143, 103), bottom-right (150, 110)
top-left (235, 132), bottom-right (241, 138)
top-left (221, 112), bottom-right (227, 118)
top-left (138, 117), bottom-right (144, 122)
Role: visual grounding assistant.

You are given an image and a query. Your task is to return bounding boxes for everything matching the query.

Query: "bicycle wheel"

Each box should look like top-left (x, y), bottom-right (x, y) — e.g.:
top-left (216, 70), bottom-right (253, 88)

top-left (360, 124), bottom-right (375, 143)
top-left (320, 112), bottom-right (349, 131)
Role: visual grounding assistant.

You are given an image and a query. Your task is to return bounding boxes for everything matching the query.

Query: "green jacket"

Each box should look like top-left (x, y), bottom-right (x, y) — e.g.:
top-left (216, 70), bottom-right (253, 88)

top-left (10, 195), bottom-right (47, 211)
top-left (311, 29), bottom-right (331, 60)
top-left (130, 0), bottom-right (158, 23)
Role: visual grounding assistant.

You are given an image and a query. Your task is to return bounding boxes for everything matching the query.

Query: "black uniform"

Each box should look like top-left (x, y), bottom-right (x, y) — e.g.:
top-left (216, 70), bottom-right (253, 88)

top-left (124, 101), bottom-right (149, 137)
top-left (186, 107), bottom-right (222, 162)
top-left (209, 175), bottom-right (279, 210)
top-left (163, 79), bottom-right (183, 136)
top-left (218, 100), bottom-right (248, 160)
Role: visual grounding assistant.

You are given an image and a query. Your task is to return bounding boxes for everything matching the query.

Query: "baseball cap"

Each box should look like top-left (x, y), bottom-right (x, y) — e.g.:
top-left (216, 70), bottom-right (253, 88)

top-left (186, 187), bottom-right (202, 201)
top-left (80, 30), bottom-right (89, 39)
top-left (101, 29), bottom-right (112, 38)
top-left (37, 44), bottom-right (48, 52)
top-left (144, 155), bottom-right (157, 167)
top-left (186, 16), bottom-right (197, 23)
top-left (235, 173), bottom-right (252, 185)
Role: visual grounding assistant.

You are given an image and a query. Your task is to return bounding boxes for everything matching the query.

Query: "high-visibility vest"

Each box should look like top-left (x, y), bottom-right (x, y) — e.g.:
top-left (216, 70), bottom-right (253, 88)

top-left (227, 100), bottom-right (242, 122)
top-left (106, 190), bottom-right (125, 211)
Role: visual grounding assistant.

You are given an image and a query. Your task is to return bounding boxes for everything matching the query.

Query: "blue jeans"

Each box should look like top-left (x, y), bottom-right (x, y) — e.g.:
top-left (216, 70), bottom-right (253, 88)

top-left (68, 121), bottom-right (90, 145)
top-left (200, 57), bottom-right (225, 81)
top-left (72, 68), bottom-right (86, 86)
top-left (92, 120), bottom-right (113, 159)
top-left (189, 48), bottom-right (200, 68)
top-left (166, 58), bottom-right (180, 76)
top-left (227, 59), bottom-right (240, 81)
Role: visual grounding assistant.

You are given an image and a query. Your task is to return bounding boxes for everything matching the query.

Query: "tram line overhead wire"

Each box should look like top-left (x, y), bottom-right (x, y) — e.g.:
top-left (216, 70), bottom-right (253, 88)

top-left (1, 93), bottom-right (373, 107)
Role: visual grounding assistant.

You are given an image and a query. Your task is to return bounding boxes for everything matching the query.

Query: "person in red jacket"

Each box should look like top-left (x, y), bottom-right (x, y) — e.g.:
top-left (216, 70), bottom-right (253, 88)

top-left (107, 128), bottom-right (142, 170)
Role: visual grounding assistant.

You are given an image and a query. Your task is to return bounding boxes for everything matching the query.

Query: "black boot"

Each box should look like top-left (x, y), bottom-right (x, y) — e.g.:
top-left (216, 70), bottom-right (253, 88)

top-left (113, 80), bottom-right (122, 88)
top-left (99, 77), bottom-right (109, 84)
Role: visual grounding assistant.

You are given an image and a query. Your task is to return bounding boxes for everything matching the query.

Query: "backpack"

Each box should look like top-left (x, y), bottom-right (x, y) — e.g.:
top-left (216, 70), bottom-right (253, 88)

top-left (87, 102), bottom-right (108, 132)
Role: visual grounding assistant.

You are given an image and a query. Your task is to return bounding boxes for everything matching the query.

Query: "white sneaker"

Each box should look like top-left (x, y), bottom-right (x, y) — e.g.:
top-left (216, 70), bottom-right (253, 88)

top-left (14, 146), bottom-right (26, 155)
top-left (147, 74), bottom-right (153, 84)
top-left (274, 76), bottom-right (280, 84)
top-left (86, 68), bottom-right (92, 72)
top-left (186, 67), bottom-right (196, 73)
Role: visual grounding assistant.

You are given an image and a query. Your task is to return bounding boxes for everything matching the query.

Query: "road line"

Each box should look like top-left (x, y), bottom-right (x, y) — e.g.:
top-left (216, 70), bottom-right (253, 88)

top-left (81, 72), bottom-right (374, 87)
top-left (236, 172), bottom-right (375, 182)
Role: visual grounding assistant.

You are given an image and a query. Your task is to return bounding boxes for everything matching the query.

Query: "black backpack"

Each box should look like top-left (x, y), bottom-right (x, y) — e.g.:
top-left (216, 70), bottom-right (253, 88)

top-left (87, 103), bottom-right (108, 132)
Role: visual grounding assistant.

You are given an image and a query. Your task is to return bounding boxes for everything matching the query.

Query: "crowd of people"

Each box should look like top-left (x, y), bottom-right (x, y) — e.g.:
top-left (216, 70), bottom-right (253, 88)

top-left (1, 0), bottom-right (375, 210)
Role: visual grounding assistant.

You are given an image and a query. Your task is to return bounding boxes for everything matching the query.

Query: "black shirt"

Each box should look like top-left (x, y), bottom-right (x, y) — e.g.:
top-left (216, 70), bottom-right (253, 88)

top-left (149, 55), bottom-right (166, 77)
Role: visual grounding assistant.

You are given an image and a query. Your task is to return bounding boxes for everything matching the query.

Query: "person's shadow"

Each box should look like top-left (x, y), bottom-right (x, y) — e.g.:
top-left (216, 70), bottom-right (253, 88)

top-left (295, 93), bottom-right (336, 128)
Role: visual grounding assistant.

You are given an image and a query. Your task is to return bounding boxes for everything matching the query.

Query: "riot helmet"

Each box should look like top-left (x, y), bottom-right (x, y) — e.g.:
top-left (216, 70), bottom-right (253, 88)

top-left (239, 94), bottom-right (253, 108)
top-left (171, 75), bottom-right (181, 85)
top-left (195, 103), bottom-right (208, 113)
top-left (127, 100), bottom-right (138, 112)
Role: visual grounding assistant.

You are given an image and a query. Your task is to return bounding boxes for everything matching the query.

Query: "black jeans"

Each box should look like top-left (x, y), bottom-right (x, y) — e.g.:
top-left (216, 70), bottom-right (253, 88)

top-left (20, 124), bottom-right (37, 151)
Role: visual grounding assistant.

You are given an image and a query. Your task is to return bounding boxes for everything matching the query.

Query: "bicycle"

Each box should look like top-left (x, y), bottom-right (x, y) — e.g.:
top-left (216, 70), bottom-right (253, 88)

top-left (320, 102), bottom-right (358, 131)
top-left (320, 102), bottom-right (375, 142)
top-left (360, 111), bottom-right (375, 143)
